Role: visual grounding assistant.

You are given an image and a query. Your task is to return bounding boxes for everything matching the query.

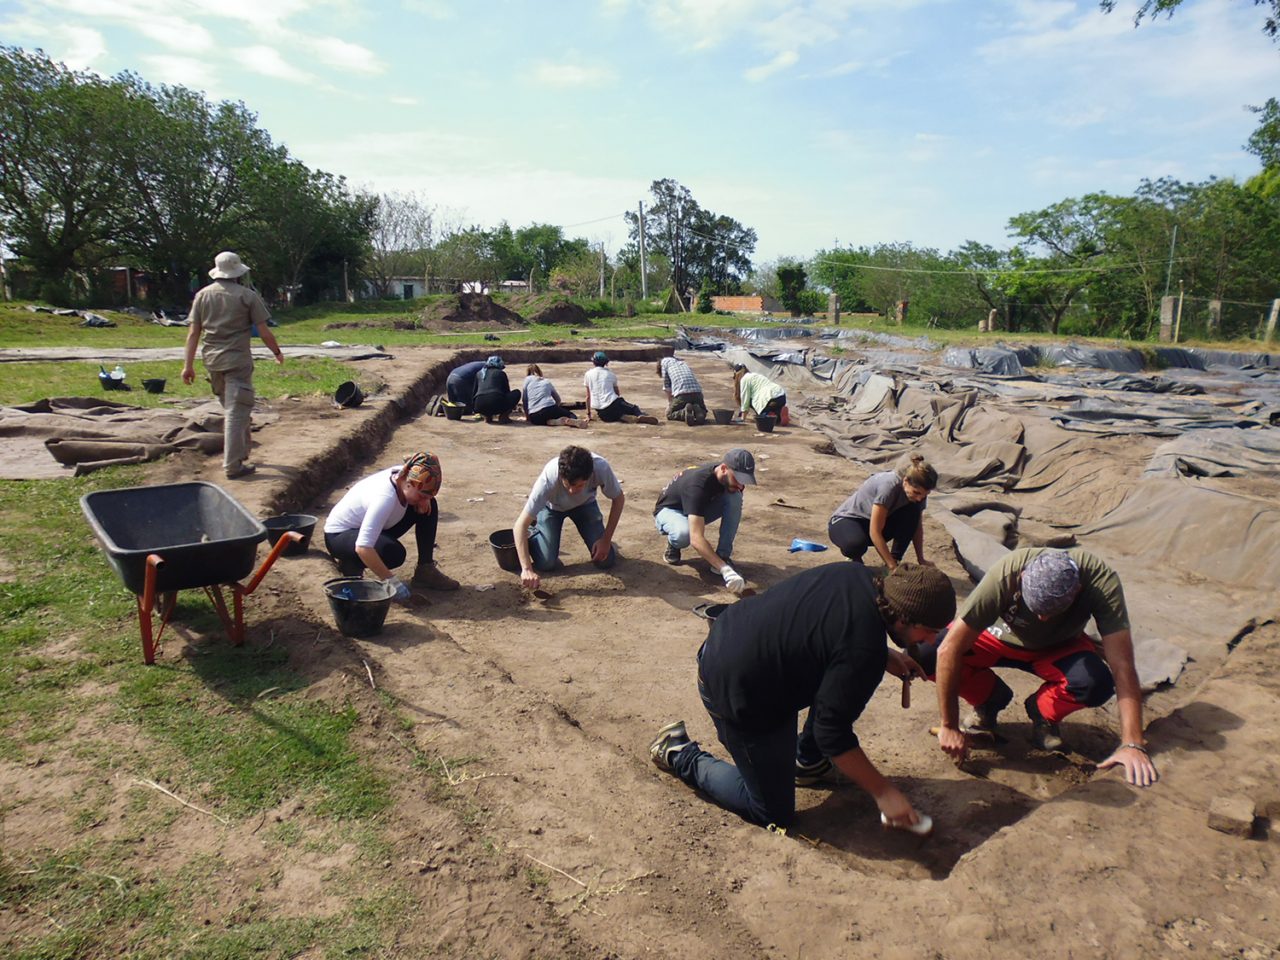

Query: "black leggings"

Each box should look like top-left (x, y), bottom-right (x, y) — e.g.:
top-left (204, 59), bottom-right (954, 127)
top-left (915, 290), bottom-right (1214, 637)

top-left (528, 404), bottom-right (577, 425)
top-left (474, 389), bottom-right (520, 418)
top-left (827, 502), bottom-right (923, 562)
top-left (325, 500), bottom-right (438, 576)
top-left (595, 396), bottom-right (642, 422)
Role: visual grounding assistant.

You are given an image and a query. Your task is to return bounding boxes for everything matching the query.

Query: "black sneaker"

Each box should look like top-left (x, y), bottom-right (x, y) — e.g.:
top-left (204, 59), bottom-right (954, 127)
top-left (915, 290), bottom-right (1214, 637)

top-left (1025, 694), bottom-right (1064, 751)
top-left (686, 406), bottom-right (708, 426)
top-left (795, 757), bottom-right (832, 786)
top-left (648, 720), bottom-right (690, 771)
top-left (663, 544), bottom-right (681, 565)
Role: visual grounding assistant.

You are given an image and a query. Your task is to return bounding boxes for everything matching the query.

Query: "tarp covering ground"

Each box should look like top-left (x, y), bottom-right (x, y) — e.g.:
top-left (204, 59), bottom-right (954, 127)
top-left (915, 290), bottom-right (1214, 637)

top-left (686, 333), bottom-right (1280, 689)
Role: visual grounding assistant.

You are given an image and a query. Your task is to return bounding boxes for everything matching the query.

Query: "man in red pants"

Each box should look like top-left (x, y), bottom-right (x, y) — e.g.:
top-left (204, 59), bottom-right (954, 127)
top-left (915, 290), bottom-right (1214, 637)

top-left (923, 547), bottom-right (1158, 787)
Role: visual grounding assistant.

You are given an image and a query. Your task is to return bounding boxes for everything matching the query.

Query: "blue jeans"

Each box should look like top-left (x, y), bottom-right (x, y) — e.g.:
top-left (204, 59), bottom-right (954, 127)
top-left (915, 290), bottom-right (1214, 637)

top-left (653, 491), bottom-right (742, 560)
top-left (528, 500), bottom-right (616, 571)
top-left (669, 669), bottom-right (821, 829)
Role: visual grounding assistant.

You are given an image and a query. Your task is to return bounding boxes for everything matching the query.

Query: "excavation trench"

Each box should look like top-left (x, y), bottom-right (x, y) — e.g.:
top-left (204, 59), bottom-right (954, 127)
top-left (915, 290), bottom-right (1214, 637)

top-left (253, 348), bottom-right (1122, 885)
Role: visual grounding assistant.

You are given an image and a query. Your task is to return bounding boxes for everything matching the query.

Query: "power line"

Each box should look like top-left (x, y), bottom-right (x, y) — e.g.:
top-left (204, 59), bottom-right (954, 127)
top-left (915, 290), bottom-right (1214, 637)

top-left (809, 254), bottom-right (1197, 277)
top-left (556, 212), bottom-right (628, 230)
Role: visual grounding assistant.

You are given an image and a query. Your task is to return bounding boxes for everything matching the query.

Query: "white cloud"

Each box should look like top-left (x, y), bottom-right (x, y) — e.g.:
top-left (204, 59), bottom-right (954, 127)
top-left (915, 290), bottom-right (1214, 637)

top-left (649, 0), bottom-right (762, 50)
top-left (389, 95), bottom-right (420, 106)
top-left (401, 0), bottom-right (455, 18)
top-left (199, 0), bottom-right (314, 27)
top-left (744, 50), bottom-right (799, 82)
top-left (140, 53), bottom-right (219, 91)
top-left (531, 60), bottom-right (615, 88)
top-left (295, 35), bottom-right (386, 75)
top-left (134, 17), bottom-right (216, 53)
top-left (230, 45), bottom-right (316, 84)
top-left (59, 26), bottom-right (108, 69)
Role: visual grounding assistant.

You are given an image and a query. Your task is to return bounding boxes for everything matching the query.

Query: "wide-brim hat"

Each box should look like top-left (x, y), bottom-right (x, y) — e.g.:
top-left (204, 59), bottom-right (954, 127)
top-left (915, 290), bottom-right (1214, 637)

top-left (209, 251), bottom-right (250, 279)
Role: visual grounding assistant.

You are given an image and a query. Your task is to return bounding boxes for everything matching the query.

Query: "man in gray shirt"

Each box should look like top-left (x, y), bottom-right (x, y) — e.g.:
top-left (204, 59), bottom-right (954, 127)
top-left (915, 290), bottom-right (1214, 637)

top-left (513, 445), bottom-right (625, 589)
top-left (181, 251), bottom-right (284, 479)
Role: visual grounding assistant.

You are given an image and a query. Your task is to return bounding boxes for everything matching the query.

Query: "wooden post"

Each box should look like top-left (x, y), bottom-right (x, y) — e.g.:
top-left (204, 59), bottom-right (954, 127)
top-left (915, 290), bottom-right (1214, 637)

top-left (1159, 295), bottom-right (1176, 342)
top-left (895, 300), bottom-right (908, 325)
top-left (1173, 281), bottom-right (1185, 343)
top-left (1207, 299), bottom-right (1221, 337)
top-left (1266, 299), bottom-right (1280, 342)
top-left (988, 308), bottom-right (998, 332)
top-left (828, 292), bottom-right (841, 325)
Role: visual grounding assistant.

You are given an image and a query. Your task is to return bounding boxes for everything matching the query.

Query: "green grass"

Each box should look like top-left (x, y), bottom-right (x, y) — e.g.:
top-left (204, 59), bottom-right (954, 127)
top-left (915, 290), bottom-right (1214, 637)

top-left (0, 469), bottom-right (407, 958)
top-left (0, 356), bottom-right (384, 408)
top-left (1, 844), bottom-right (410, 960)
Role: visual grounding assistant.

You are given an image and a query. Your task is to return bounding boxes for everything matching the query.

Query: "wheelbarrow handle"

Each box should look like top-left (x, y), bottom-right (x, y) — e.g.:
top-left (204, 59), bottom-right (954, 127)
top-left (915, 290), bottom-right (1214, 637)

top-left (242, 531), bottom-right (303, 595)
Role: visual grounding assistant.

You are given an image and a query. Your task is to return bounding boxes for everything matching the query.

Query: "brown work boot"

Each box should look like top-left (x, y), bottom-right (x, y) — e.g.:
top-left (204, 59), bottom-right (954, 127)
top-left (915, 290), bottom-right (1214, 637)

top-left (412, 562), bottom-right (459, 591)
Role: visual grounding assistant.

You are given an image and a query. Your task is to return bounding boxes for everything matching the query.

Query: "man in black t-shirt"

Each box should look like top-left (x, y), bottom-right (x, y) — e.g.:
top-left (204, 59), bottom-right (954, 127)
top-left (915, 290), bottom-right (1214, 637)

top-left (653, 448), bottom-right (755, 594)
top-left (648, 563), bottom-right (955, 832)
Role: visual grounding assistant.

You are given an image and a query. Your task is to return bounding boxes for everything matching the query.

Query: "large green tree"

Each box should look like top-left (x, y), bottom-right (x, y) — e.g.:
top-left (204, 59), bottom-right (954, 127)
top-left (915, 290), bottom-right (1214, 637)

top-left (625, 179), bottom-right (756, 301)
top-left (1100, 0), bottom-right (1279, 41)
top-left (113, 75), bottom-right (276, 301)
top-left (0, 47), bottom-right (133, 299)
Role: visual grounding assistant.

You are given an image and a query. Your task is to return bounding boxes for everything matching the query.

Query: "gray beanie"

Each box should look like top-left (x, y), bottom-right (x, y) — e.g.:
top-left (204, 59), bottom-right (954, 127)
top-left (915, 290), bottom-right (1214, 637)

top-left (1020, 551), bottom-right (1080, 617)
top-left (881, 564), bottom-right (956, 629)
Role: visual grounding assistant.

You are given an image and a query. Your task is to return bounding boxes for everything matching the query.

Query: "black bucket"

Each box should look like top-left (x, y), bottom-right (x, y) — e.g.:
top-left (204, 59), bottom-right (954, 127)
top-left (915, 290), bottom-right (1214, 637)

top-left (489, 529), bottom-right (521, 574)
top-left (712, 408), bottom-right (734, 425)
top-left (756, 414), bottom-right (776, 433)
top-left (324, 577), bottom-right (394, 638)
top-left (142, 378), bottom-right (166, 394)
top-left (335, 381), bottom-right (364, 408)
top-left (442, 401), bottom-right (465, 421)
top-left (263, 513), bottom-right (317, 556)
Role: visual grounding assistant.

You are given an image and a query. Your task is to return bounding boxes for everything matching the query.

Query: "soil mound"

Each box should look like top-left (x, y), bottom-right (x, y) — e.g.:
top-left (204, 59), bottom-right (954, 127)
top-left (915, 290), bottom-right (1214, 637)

top-left (529, 301), bottom-right (589, 326)
top-left (418, 294), bottom-right (526, 331)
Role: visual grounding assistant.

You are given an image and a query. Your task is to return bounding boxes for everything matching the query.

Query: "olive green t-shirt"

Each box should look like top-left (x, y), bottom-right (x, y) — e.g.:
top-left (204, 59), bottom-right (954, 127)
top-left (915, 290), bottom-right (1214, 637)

top-left (190, 279), bottom-right (270, 372)
top-left (958, 547), bottom-right (1129, 650)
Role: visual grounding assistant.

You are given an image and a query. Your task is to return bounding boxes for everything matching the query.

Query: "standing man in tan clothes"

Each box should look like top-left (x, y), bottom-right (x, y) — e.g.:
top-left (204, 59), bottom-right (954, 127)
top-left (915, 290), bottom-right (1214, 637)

top-left (182, 251), bottom-right (284, 479)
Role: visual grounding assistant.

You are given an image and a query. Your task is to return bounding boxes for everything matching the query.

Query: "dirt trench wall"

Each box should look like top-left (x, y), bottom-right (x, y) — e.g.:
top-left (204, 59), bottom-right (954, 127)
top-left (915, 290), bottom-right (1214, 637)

top-left (264, 344), bottom-right (673, 517)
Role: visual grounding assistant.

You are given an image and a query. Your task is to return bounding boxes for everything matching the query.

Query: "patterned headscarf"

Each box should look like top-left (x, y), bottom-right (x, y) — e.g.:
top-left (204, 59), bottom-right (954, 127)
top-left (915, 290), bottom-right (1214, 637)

top-left (402, 452), bottom-right (442, 496)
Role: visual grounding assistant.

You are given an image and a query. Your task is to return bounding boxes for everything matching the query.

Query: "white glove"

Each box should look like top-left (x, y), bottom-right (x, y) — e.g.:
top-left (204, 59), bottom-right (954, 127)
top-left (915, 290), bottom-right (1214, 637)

top-left (386, 576), bottom-right (411, 603)
top-left (720, 564), bottom-right (746, 595)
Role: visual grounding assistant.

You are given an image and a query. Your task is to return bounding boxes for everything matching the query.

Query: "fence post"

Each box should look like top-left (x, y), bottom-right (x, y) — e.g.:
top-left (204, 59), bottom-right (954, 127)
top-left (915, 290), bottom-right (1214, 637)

top-left (1159, 296), bottom-right (1176, 342)
top-left (828, 292), bottom-right (841, 325)
top-left (1207, 299), bottom-right (1221, 337)
top-left (1267, 299), bottom-right (1280, 342)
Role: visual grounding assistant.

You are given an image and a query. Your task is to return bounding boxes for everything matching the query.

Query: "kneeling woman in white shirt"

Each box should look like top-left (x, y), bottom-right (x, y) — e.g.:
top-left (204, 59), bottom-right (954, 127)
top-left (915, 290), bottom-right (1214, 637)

top-left (323, 451), bottom-right (459, 600)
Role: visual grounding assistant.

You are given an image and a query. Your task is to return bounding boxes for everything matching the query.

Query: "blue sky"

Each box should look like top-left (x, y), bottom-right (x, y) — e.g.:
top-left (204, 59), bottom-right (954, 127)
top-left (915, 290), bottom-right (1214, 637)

top-left (4, 0), bottom-right (1279, 264)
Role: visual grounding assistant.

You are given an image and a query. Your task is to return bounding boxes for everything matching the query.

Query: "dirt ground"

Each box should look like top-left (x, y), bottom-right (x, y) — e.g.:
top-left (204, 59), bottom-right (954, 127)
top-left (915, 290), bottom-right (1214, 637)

top-left (8, 346), bottom-right (1280, 959)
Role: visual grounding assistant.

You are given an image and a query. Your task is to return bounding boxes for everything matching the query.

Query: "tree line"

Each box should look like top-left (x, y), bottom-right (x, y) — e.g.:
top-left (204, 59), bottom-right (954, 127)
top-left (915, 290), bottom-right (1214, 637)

top-left (0, 47), bottom-right (619, 307)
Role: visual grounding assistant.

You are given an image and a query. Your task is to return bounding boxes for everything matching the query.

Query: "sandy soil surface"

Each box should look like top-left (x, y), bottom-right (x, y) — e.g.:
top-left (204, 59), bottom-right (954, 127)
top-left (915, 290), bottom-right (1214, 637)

top-left (9, 345), bottom-right (1280, 959)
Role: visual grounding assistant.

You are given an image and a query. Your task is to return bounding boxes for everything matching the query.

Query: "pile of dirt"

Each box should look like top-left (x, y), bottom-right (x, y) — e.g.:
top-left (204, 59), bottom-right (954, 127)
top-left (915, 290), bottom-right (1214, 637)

top-left (417, 294), bottom-right (526, 331)
top-left (529, 301), bottom-right (590, 326)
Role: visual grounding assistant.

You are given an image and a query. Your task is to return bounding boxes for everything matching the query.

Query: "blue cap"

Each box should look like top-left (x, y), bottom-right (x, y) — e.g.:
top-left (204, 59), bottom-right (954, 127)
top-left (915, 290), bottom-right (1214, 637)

top-left (486, 355), bottom-right (504, 368)
top-left (592, 351), bottom-right (609, 365)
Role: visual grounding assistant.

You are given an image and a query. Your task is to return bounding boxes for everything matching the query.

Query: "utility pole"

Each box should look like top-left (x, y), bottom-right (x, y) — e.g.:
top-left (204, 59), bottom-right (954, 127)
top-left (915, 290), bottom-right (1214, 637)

top-left (598, 243), bottom-right (605, 298)
top-left (342, 259), bottom-right (350, 303)
top-left (1163, 224), bottom-right (1178, 298)
top-left (638, 202), bottom-right (648, 300)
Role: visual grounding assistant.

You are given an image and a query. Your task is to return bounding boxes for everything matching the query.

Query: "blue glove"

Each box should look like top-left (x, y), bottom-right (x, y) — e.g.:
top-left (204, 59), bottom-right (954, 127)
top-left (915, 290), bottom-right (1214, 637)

top-left (386, 576), bottom-right (411, 603)
top-left (789, 538), bottom-right (828, 553)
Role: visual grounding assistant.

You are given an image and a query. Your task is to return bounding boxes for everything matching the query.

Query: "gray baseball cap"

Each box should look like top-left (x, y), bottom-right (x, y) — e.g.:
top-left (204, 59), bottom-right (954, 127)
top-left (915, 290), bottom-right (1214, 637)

top-left (723, 448), bottom-right (757, 486)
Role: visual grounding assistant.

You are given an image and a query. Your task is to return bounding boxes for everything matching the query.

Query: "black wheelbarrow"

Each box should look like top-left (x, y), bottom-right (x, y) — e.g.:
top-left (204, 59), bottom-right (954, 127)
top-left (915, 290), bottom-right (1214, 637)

top-left (81, 481), bottom-right (302, 664)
